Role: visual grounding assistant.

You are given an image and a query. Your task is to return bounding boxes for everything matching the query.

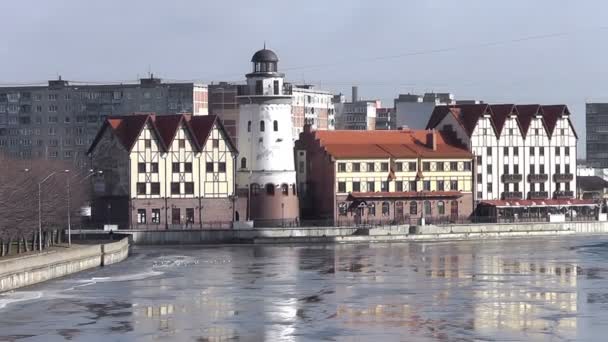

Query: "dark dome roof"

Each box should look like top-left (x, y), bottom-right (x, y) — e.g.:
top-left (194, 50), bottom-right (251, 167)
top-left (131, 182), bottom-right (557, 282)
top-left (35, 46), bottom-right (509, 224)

top-left (251, 49), bottom-right (279, 63)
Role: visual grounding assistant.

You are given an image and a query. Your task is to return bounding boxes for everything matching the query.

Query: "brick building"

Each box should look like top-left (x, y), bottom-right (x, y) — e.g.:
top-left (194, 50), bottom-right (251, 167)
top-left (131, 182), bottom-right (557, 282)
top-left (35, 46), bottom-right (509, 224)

top-left (87, 113), bottom-right (239, 229)
top-left (295, 127), bottom-right (474, 225)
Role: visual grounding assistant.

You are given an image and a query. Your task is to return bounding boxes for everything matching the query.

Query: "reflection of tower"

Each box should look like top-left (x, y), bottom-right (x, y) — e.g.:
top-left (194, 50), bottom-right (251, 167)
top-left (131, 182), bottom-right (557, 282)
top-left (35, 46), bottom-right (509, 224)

top-left (236, 48), bottom-right (299, 224)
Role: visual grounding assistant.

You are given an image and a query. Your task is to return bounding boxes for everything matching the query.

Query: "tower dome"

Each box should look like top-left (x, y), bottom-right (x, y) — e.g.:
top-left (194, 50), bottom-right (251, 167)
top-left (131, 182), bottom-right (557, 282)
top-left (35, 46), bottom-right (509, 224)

top-left (249, 47), bottom-right (280, 75)
top-left (251, 48), bottom-right (279, 63)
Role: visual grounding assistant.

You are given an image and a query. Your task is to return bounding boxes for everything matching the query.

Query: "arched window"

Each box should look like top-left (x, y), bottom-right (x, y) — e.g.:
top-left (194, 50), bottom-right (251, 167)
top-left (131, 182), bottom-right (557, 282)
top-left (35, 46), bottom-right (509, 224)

top-left (281, 184), bottom-right (289, 195)
top-left (260, 121), bottom-right (265, 132)
top-left (273, 120), bottom-right (278, 131)
top-left (247, 121), bottom-right (251, 132)
top-left (251, 184), bottom-right (260, 196)
top-left (240, 157), bottom-right (247, 169)
top-left (266, 183), bottom-right (275, 195)
top-left (368, 203), bottom-right (376, 216)
top-left (437, 201), bottom-right (445, 215)
top-left (382, 201), bottom-right (390, 216)
top-left (410, 201), bottom-right (417, 215)
top-left (424, 201), bottom-right (432, 216)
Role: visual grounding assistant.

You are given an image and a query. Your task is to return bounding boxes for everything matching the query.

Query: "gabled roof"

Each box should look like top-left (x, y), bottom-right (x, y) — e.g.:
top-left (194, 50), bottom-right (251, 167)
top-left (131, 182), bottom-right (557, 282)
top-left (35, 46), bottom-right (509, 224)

top-left (541, 105), bottom-right (571, 137)
top-left (514, 105), bottom-right (540, 137)
top-left (488, 104), bottom-right (514, 137)
top-left (450, 104), bottom-right (490, 136)
top-left (88, 113), bottom-right (237, 155)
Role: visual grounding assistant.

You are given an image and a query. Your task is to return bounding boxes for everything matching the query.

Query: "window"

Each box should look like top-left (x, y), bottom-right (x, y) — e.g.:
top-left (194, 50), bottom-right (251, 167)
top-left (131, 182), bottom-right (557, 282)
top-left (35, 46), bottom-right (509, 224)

top-left (255, 80), bottom-right (263, 94)
top-left (186, 208), bottom-right (195, 224)
top-left (212, 139), bottom-right (219, 148)
top-left (514, 165), bottom-right (519, 174)
top-left (503, 164), bottom-right (509, 174)
top-left (185, 162), bottom-right (193, 173)
top-left (381, 162), bottom-right (389, 171)
top-left (367, 162), bottom-right (375, 171)
top-left (206, 162), bottom-right (214, 172)
top-left (408, 162), bottom-right (417, 171)
top-left (185, 182), bottom-right (194, 194)
top-left (353, 181), bottom-right (361, 192)
top-left (151, 163), bottom-right (159, 173)
top-left (138, 163), bottom-right (146, 173)
top-left (424, 201), bottom-right (432, 216)
top-left (556, 165), bottom-right (561, 174)
top-left (540, 164), bottom-right (545, 174)
top-left (396, 181), bottom-right (403, 192)
top-left (273, 120), bottom-right (278, 131)
top-left (367, 181), bottom-right (375, 192)
top-left (382, 202), bottom-right (390, 216)
top-left (423, 180), bottom-right (431, 191)
top-left (338, 163), bottom-right (346, 172)
top-left (151, 183), bottom-right (160, 195)
top-left (352, 163), bottom-right (361, 172)
top-left (171, 182), bottom-right (180, 194)
top-left (477, 173), bottom-right (482, 183)
top-left (514, 147), bottom-right (519, 156)
top-left (530, 164), bottom-right (535, 174)
top-left (555, 147), bottom-right (560, 156)
top-left (136, 183), bottom-right (146, 195)
top-left (565, 164), bottom-right (570, 174)
top-left (561, 128), bottom-right (565, 135)
top-left (530, 146), bottom-right (535, 156)
top-left (137, 209), bottom-right (146, 224)
top-left (410, 202), bottom-right (417, 215)
top-left (423, 162), bottom-right (430, 171)
top-left (251, 184), bottom-right (260, 196)
top-left (487, 183), bottom-right (493, 192)
top-left (172, 208), bottom-right (181, 224)
top-left (450, 180), bottom-right (458, 190)
top-left (438, 201), bottom-right (445, 215)
top-left (339, 203), bottom-right (348, 216)
top-left (464, 162), bottom-right (472, 171)
top-left (260, 121), bottom-right (265, 132)
top-left (219, 162), bottom-right (226, 173)
top-left (338, 182), bottom-right (346, 192)
top-left (172, 162), bottom-right (180, 173)
top-left (487, 147), bottom-right (492, 156)
top-left (450, 162), bottom-right (458, 171)
top-left (437, 180), bottom-right (444, 191)
top-left (151, 209), bottom-right (161, 224)
top-left (381, 181), bottom-right (388, 191)
top-left (145, 139), bottom-right (151, 148)
top-left (487, 165), bottom-right (492, 174)
top-left (503, 147), bottom-right (509, 155)
top-left (509, 128), bottom-right (513, 135)
top-left (409, 181), bottom-right (417, 192)
top-left (565, 147), bottom-right (570, 156)
top-left (437, 162), bottom-right (445, 171)
top-left (476, 155), bottom-right (482, 165)
top-left (247, 121), bottom-right (251, 132)
top-left (178, 139), bottom-right (185, 148)
top-left (266, 183), bottom-right (275, 195)
top-left (241, 157), bottom-right (247, 169)
top-left (281, 184), bottom-right (289, 195)
top-left (540, 147), bottom-right (545, 156)
top-left (395, 162), bottom-right (403, 172)
top-left (273, 80), bottom-right (280, 95)
top-left (368, 203), bottom-right (376, 216)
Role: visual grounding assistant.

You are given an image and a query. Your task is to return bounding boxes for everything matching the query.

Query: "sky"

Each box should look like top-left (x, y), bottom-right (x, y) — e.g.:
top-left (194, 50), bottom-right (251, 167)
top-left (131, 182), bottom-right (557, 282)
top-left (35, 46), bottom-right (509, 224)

top-left (1, 0), bottom-right (607, 157)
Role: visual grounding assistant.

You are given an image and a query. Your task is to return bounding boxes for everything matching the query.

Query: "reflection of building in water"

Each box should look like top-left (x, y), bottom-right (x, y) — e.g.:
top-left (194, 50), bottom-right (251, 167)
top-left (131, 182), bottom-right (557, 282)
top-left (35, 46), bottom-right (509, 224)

top-left (474, 256), bottom-right (578, 335)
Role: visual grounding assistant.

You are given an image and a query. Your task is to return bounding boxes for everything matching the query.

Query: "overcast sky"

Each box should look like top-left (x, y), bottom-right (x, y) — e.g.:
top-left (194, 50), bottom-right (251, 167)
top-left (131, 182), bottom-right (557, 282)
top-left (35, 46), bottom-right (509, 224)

top-left (1, 0), bottom-right (607, 157)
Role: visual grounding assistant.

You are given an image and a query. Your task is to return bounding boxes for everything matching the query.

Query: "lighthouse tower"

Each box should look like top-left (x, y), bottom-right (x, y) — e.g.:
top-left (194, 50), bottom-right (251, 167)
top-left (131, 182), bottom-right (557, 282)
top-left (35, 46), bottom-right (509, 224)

top-left (236, 48), bottom-right (299, 225)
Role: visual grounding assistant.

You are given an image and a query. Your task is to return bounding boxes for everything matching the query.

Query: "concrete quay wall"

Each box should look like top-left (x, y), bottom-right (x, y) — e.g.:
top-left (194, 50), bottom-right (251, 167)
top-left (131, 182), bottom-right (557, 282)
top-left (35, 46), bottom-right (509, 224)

top-left (0, 238), bottom-right (129, 293)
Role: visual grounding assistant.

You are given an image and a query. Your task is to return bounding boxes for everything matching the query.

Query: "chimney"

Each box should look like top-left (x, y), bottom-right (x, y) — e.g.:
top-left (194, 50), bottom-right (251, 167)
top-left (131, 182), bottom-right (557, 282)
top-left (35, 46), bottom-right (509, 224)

top-left (426, 129), bottom-right (437, 151)
top-left (352, 86), bottom-right (358, 102)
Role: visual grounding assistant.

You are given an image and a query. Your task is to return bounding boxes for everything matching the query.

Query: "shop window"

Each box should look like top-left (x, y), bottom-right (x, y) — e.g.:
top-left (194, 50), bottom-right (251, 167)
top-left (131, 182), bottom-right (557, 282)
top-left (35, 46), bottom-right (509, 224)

top-left (281, 184), bottom-right (289, 195)
top-left (382, 201), bottom-right (390, 216)
top-left (151, 209), bottom-right (161, 224)
top-left (137, 209), bottom-right (146, 224)
top-left (410, 201), bottom-right (417, 215)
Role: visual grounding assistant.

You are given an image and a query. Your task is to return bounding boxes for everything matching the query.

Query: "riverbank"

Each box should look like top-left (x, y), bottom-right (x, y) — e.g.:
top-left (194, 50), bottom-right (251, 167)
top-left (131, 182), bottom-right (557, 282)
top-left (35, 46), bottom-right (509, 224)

top-left (0, 238), bottom-right (129, 292)
top-left (72, 220), bottom-right (608, 245)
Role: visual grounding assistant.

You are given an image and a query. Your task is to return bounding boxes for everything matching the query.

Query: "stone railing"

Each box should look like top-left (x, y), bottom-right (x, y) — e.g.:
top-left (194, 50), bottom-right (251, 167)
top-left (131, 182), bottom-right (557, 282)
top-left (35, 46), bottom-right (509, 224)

top-left (501, 174), bottom-right (523, 183)
top-left (528, 174), bottom-right (548, 183)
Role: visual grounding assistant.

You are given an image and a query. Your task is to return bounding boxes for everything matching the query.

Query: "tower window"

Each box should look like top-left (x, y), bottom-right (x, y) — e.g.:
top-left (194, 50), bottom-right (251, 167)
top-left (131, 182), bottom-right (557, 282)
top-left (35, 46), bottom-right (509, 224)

top-left (260, 120), bottom-right (265, 132)
top-left (273, 80), bottom-right (279, 95)
top-left (247, 121), bottom-right (251, 132)
top-left (266, 183), bottom-right (275, 195)
top-left (255, 80), bottom-right (263, 95)
top-left (241, 157), bottom-right (247, 169)
top-left (273, 120), bottom-right (278, 131)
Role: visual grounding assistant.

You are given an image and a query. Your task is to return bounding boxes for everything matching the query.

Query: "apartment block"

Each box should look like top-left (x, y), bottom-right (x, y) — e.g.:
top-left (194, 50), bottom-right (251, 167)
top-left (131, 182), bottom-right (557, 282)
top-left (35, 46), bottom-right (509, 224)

top-left (586, 102), bottom-right (608, 168)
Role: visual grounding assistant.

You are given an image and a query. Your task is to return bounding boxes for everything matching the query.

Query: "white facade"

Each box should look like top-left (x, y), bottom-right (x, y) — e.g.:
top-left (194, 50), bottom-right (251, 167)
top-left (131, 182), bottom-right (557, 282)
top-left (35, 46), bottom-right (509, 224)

top-left (431, 104), bottom-right (577, 202)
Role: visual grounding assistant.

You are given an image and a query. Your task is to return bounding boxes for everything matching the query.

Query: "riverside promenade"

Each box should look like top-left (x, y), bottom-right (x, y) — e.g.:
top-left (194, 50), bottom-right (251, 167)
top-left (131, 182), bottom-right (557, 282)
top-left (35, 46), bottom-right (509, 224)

top-left (72, 220), bottom-right (608, 245)
top-left (0, 238), bottom-right (129, 292)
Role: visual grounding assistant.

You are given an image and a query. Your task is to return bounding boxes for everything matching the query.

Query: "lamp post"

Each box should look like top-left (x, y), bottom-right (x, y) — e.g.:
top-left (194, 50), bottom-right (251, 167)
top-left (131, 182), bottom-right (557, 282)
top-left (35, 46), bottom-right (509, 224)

top-left (65, 169), bottom-right (102, 246)
top-left (38, 172), bottom-right (57, 252)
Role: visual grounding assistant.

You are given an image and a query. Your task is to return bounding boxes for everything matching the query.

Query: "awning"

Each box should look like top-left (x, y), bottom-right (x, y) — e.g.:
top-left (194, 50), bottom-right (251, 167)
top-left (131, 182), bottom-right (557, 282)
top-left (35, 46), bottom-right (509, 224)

top-left (479, 199), bottom-right (597, 208)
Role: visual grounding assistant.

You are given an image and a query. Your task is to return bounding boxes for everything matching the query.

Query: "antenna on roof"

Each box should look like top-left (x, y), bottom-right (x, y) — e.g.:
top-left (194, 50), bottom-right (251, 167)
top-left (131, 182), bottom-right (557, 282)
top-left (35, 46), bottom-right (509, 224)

top-left (264, 41), bottom-right (266, 49)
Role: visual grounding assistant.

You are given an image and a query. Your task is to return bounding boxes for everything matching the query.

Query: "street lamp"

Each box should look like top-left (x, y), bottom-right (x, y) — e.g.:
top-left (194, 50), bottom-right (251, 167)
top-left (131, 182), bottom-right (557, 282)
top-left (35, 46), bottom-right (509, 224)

top-left (66, 169), bottom-right (103, 246)
top-left (38, 171), bottom-right (57, 252)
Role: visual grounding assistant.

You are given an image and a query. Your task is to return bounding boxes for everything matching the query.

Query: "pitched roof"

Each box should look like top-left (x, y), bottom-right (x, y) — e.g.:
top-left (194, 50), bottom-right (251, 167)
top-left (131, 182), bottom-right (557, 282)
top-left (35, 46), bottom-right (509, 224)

top-left (577, 176), bottom-right (608, 191)
top-left (88, 113), bottom-right (237, 154)
top-left (310, 129), bottom-right (472, 159)
top-left (540, 105), bottom-right (568, 137)
top-left (489, 104), bottom-right (514, 137)
top-left (514, 105), bottom-right (540, 137)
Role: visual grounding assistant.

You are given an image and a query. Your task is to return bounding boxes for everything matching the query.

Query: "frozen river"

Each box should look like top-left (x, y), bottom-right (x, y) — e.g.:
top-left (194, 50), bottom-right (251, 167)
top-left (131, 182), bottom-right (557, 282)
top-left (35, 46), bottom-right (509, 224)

top-left (2, 236), bottom-right (608, 341)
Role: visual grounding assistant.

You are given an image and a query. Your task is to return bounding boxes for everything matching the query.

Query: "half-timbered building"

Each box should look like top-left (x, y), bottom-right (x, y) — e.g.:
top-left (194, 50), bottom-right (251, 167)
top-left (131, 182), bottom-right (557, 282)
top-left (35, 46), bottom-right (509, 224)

top-left (88, 113), bottom-right (238, 229)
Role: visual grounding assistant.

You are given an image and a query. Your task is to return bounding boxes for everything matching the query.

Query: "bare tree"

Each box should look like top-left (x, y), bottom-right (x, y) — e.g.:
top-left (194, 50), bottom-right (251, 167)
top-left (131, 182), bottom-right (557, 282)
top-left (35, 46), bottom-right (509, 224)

top-left (0, 154), bottom-right (90, 256)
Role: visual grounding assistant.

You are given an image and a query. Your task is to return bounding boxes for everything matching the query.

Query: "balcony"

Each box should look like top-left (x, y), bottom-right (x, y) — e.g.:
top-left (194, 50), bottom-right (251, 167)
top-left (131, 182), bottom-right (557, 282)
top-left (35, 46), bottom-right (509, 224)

top-left (554, 190), bottom-right (574, 199)
top-left (502, 192), bottom-right (523, 200)
top-left (553, 173), bottom-right (574, 182)
top-left (527, 174), bottom-right (548, 183)
top-left (501, 174), bottom-right (523, 183)
top-left (528, 191), bottom-right (549, 200)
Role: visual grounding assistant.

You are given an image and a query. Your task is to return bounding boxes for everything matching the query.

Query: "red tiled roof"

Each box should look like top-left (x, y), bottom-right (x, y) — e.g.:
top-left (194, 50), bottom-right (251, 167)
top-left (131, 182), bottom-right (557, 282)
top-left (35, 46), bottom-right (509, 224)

top-left (88, 113), bottom-right (237, 154)
top-left (479, 199), bottom-right (596, 208)
top-left (312, 129), bottom-right (472, 159)
top-left (348, 191), bottom-right (464, 200)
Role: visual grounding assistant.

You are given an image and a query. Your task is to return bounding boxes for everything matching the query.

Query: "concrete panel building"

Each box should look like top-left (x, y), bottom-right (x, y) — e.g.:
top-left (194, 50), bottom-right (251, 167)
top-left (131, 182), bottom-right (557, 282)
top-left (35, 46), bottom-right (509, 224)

top-left (0, 76), bottom-right (208, 167)
top-left (586, 102), bottom-right (608, 168)
top-left (333, 87), bottom-right (378, 130)
top-left (394, 93), bottom-right (454, 130)
top-left (87, 113), bottom-right (238, 229)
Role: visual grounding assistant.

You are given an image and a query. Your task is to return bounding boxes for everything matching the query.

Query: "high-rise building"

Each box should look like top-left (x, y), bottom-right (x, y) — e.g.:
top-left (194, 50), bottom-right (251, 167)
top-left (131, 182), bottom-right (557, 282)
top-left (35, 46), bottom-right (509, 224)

top-left (235, 48), bottom-right (299, 226)
top-left (375, 107), bottom-right (395, 130)
top-left (0, 76), bottom-right (208, 167)
top-left (394, 92), bottom-right (454, 130)
top-left (586, 102), bottom-right (608, 168)
top-left (208, 82), bottom-right (241, 146)
top-left (333, 86), bottom-right (378, 130)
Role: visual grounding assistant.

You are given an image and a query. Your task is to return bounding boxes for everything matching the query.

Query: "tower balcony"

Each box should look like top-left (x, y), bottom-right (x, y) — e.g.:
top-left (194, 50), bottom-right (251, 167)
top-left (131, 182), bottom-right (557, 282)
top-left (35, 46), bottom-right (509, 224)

top-left (501, 174), bottom-right (522, 183)
top-left (502, 191), bottom-right (523, 200)
top-left (527, 174), bottom-right (548, 183)
top-left (553, 173), bottom-right (574, 182)
top-left (553, 190), bottom-right (574, 199)
top-left (527, 191), bottom-right (548, 200)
